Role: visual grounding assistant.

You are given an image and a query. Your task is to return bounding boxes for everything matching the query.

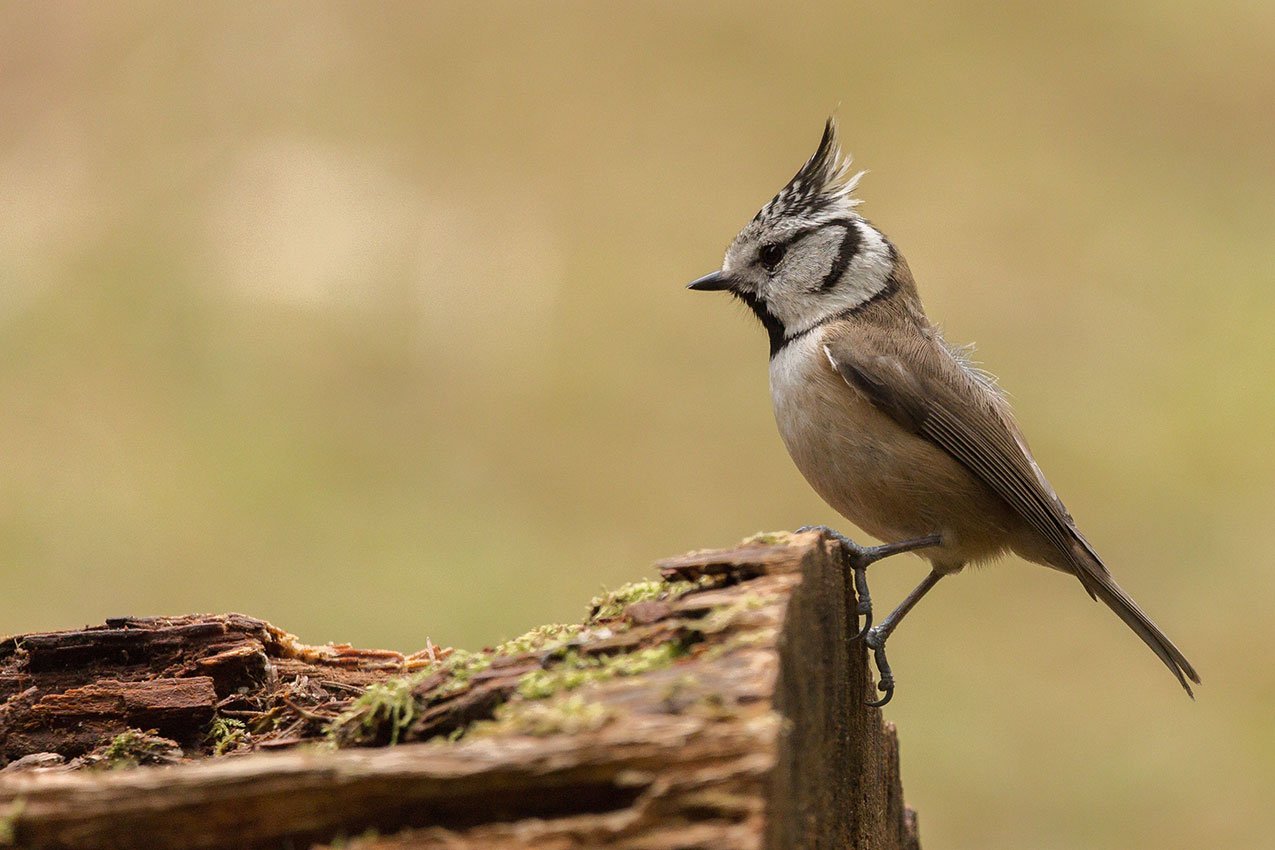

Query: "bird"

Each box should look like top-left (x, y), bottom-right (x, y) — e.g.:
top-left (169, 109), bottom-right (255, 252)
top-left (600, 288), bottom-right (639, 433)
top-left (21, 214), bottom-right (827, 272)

top-left (686, 118), bottom-right (1200, 706)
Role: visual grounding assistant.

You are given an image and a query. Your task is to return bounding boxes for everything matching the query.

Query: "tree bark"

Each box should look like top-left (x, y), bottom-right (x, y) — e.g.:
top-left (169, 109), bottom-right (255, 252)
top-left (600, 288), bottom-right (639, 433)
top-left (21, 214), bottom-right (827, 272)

top-left (0, 531), bottom-right (920, 850)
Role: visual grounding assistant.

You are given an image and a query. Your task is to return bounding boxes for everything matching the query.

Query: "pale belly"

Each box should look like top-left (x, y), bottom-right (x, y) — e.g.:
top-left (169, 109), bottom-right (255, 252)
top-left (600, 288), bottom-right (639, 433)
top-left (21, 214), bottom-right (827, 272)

top-left (768, 334), bottom-right (1025, 571)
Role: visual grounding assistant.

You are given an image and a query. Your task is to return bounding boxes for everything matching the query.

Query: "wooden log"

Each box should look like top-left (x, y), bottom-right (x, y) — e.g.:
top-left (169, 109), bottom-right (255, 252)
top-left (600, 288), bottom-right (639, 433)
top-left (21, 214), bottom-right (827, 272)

top-left (0, 531), bottom-right (921, 850)
top-left (0, 613), bottom-right (412, 763)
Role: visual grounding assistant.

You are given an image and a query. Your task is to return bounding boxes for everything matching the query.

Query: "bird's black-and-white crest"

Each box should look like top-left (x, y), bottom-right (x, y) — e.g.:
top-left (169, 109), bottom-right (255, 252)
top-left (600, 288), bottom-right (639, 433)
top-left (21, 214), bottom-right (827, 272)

top-left (754, 118), bottom-right (864, 226)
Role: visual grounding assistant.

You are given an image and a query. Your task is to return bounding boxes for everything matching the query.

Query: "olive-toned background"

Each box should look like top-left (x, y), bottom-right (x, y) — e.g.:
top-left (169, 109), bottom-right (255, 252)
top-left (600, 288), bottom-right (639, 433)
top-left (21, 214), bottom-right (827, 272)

top-left (3, 3), bottom-right (1272, 848)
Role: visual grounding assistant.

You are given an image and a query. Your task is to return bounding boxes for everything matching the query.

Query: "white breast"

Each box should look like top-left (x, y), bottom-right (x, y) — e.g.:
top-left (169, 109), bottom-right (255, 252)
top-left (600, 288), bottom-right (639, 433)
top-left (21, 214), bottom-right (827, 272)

top-left (768, 330), bottom-right (866, 512)
top-left (768, 331), bottom-right (824, 416)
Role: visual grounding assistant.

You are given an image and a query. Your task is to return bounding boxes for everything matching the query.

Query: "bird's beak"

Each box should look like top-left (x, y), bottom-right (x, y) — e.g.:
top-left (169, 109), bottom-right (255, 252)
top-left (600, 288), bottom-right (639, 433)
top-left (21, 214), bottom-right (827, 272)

top-left (686, 270), bottom-right (732, 292)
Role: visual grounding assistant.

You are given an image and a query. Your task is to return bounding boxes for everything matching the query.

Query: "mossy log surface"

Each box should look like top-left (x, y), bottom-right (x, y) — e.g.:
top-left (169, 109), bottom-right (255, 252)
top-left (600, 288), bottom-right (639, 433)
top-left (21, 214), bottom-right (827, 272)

top-left (0, 531), bottom-right (920, 850)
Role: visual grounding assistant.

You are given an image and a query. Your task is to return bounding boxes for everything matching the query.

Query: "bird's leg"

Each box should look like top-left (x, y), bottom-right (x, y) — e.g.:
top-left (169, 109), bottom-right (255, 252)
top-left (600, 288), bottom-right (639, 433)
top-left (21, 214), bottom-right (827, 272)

top-left (796, 526), bottom-right (941, 639)
top-left (863, 569), bottom-right (945, 707)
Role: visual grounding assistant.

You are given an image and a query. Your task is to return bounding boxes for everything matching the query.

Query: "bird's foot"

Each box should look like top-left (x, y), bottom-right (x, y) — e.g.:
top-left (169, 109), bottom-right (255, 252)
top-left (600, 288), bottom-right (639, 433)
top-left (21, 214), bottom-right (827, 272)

top-left (795, 524), bottom-right (857, 551)
top-left (797, 526), bottom-right (876, 637)
top-left (863, 624), bottom-right (895, 707)
top-left (795, 527), bottom-right (941, 643)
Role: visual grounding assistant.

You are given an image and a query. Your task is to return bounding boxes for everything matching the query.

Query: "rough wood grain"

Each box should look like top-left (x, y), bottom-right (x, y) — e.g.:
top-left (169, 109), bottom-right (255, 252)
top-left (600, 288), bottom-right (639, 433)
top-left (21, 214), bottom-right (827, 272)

top-left (0, 531), bottom-right (921, 850)
top-left (0, 613), bottom-right (412, 763)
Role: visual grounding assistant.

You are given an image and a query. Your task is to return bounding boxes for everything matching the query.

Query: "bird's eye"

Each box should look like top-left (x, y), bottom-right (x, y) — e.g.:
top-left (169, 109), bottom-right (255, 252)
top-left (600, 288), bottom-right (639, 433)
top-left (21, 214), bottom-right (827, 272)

top-left (758, 243), bottom-right (786, 269)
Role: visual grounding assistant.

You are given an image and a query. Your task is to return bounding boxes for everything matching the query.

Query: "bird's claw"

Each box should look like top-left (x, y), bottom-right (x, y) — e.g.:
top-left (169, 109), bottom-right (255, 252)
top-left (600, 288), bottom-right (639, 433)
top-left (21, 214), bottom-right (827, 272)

top-left (854, 609), bottom-right (873, 641)
top-left (851, 564), bottom-right (873, 640)
top-left (864, 625), bottom-right (895, 707)
top-left (867, 678), bottom-right (895, 708)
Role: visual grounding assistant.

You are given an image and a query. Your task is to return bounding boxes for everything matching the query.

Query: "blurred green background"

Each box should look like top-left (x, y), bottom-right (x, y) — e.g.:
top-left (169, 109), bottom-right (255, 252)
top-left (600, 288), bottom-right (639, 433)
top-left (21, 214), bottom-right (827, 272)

top-left (2, 2), bottom-right (1272, 847)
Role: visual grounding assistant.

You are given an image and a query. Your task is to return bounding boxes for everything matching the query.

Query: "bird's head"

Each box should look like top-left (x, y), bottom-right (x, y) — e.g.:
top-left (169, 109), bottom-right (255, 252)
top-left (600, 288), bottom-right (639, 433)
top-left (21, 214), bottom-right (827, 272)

top-left (688, 119), bottom-right (898, 355)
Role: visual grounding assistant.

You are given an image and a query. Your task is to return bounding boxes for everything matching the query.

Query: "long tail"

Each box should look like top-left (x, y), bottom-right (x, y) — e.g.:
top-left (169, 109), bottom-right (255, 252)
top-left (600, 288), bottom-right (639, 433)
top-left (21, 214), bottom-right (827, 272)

top-left (1086, 569), bottom-right (1201, 697)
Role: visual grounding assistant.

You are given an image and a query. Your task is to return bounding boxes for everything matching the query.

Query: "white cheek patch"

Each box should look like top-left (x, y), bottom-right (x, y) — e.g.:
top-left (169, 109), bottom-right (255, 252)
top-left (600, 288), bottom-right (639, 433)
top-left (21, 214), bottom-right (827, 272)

top-left (776, 222), bottom-right (893, 336)
top-left (782, 227), bottom-right (845, 286)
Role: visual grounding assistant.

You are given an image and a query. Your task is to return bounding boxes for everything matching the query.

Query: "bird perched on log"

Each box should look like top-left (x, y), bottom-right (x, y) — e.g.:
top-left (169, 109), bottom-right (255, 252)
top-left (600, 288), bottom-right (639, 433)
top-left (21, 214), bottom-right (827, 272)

top-left (687, 119), bottom-right (1199, 705)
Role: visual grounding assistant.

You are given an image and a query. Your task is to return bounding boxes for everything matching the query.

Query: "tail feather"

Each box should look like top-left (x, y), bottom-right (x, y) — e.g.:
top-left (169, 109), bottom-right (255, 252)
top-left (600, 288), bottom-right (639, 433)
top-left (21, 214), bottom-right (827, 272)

top-left (1087, 571), bottom-right (1200, 697)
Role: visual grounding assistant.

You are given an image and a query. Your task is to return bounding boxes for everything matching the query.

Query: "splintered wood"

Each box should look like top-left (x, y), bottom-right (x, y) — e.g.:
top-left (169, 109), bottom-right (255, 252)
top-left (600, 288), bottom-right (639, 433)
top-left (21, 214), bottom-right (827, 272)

top-left (0, 614), bottom-right (410, 765)
top-left (0, 531), bottom-right (921, 850)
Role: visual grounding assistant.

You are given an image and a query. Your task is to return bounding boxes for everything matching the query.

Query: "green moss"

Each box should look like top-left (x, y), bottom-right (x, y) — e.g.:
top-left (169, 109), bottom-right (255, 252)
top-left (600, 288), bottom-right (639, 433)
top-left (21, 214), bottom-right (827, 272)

top-left (499, 693), bottom-right (615, 736)
top-left (515, 641), bottom-right (689, 700)
top-left (206, 716), bottom-right (247, 756)
top-left (431, 649), bottom-right (493, 697)
top-left (328, 646), bottom-right (507, 744)
top-left (691, 593), bottom-right (779, 636)
top-left (491, 622), bottom-right (583, 656)
top-left (587, 579), bottom-right (696, 622)
top-left (328, 578), bottom-right (706, 747)
top-left (100, 729), bottom-right (176, 769)
top-left (330, 674), bottom-right (425, 746)
top-left (697, 627), bottom-right (774, 661)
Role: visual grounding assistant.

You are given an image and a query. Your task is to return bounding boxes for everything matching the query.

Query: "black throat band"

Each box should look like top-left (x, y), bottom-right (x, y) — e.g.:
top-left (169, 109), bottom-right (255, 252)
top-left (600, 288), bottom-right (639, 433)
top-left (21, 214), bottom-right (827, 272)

top-left (762, 270), bottom-right (900, 359)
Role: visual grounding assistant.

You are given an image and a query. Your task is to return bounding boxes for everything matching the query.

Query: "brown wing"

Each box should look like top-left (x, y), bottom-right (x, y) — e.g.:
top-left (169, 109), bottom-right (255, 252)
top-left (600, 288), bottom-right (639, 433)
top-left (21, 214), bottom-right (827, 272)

top-left (820, 331), bottom-right (1104, 589)
top-left (822, 330), bottom-right (1201, 695)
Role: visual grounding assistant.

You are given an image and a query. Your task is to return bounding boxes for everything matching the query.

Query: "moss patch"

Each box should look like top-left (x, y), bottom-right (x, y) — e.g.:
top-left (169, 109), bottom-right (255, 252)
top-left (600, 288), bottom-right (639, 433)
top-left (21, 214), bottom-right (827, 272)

top-left (330, 674), bottom-right (423, 746)
top-left (206, 716), bottom-right (247, 756)
top-left (491, 623), bottom-right (583, 657)
top-left (587, 579), bottom-right (696, 622)
top-left (479, 693), bottom-right (616, 737)
top-left (327, 622), bottom-right (590, 744)
top-left (328, 575), bottom-right (717, 747)
top-left (516, 641), bottom-right (690, 700)
top-left (99, 729), bottom-right (180, 769)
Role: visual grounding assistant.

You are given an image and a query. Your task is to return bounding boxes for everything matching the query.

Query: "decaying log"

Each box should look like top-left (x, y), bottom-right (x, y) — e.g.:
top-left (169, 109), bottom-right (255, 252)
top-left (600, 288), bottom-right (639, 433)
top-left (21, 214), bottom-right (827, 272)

top-left (0, 531), bottom-right (921, 850)
top-left (0, 613), bottom-right (414, 764)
